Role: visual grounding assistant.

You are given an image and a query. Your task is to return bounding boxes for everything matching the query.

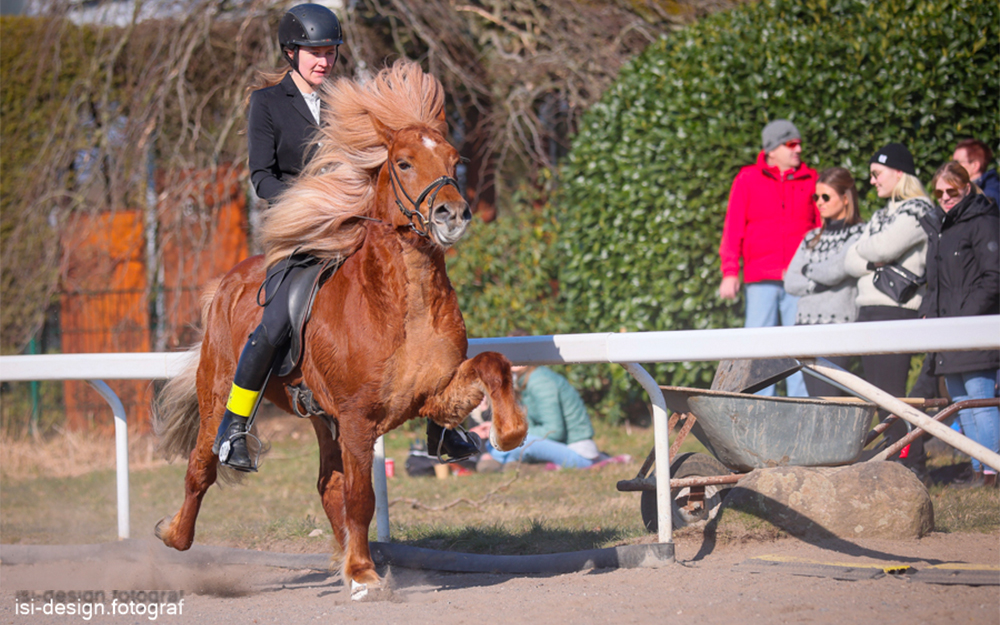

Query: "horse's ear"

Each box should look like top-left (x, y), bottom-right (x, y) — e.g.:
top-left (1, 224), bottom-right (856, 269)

top-left (436, 106), bottom-right (446, 126)
top-left (370, 114), bottom-right (395, 147)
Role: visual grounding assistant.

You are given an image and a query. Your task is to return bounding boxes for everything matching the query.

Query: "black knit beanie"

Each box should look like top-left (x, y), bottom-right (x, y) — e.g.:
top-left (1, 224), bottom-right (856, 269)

top-left (869, 142), bottom-right (916, 176)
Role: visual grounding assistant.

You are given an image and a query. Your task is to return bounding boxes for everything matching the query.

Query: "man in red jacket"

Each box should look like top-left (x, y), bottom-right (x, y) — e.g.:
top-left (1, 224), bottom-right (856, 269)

top-left (718, 119), bottom-right (820, 396)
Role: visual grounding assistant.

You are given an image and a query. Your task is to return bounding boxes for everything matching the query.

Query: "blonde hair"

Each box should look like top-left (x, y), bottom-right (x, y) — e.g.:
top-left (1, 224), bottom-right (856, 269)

top-left (891, 172), bottom-right (930, 202)
top-left (259, 59), bottom-right (447, 267)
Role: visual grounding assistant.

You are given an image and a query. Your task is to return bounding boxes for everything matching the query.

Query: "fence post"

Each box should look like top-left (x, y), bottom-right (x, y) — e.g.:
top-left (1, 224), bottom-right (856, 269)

top-left (622, 363), bottom-right (673, 546)
top-left (86, 381), bottom-right (130, 540)
top-left (373, 435), bottom-right (390, 542)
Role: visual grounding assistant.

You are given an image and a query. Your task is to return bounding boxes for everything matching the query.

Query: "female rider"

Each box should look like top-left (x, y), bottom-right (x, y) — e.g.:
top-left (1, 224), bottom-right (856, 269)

top-left (215, 4), bottom-right (476, 471)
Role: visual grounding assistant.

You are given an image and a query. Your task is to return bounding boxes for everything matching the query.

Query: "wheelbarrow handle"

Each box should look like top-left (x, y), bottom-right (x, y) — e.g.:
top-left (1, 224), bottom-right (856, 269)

top-left (818, 396), bottom-right (929, 406)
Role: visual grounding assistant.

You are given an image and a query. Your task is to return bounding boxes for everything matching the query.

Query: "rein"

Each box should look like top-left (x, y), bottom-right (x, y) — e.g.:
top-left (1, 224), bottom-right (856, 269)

top-left (387, 158), bottom-right (460, 238)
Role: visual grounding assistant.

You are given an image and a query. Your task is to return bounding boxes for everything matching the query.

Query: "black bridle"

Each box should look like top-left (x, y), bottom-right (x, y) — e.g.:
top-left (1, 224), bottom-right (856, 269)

top-left (387, 158), bottom-right (461, 238)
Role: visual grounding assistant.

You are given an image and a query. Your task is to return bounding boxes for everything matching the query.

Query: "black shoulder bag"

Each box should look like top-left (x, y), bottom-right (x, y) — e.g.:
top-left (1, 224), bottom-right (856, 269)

top-left (870, 263), bottom-right (925, 304)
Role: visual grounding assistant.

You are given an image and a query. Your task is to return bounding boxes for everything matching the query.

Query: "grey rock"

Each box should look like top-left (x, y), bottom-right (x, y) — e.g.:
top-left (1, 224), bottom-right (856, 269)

top-left (717, 462), bottom-right (933, 539)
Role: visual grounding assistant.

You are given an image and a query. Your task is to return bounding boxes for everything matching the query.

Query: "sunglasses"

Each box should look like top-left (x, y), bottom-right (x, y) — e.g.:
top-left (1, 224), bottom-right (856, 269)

top-left (934, 187), bottom-right (963, 200)
top-left (784, 139), bottom-right (801, 149)
top-left (812, 193), bottom-right (833, 203)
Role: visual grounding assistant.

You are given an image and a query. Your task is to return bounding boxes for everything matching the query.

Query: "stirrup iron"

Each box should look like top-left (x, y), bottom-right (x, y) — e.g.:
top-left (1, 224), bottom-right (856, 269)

top-left (433, 424), bottom-right (482, 464)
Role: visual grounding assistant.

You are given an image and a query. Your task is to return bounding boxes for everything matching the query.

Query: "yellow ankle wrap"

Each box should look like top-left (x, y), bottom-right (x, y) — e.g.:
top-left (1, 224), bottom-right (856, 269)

top-left (226, 384), bottom-right (260, 418)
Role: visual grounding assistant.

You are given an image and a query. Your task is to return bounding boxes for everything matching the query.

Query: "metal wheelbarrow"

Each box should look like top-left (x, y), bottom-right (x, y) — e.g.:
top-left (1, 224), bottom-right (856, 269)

top-left (617, 357), bottom-right (1000, 533)
top-left (617, 387), bottom-right (876, 532)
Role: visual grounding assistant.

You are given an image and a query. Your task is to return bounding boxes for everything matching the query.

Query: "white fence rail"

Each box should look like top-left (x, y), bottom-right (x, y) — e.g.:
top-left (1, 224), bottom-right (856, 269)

top-left (3, 316), bottom-right (996, 382)
top-left (2, 316), bottom-right (998, 544)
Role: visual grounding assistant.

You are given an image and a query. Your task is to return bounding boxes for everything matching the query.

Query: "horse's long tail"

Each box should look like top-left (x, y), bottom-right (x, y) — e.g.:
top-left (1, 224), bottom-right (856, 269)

top-left (153, 343), bottom-right (202, 461)
top-left (154, 277), bottom-right (220, 461)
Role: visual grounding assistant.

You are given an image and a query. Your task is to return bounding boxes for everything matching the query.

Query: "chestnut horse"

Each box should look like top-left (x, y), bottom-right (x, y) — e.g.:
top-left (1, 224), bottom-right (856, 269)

top-left (153, 60), bottom-right (527, 600)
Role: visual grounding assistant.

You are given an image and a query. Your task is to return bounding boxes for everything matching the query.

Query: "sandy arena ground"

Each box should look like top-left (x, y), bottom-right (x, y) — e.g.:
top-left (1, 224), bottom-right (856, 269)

top-left (1, 531), bottom-right (998, 625)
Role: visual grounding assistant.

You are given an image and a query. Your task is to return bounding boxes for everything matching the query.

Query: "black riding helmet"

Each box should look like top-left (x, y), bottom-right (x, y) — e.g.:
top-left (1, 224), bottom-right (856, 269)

top-left (279, 4), bottom-right (343, 72)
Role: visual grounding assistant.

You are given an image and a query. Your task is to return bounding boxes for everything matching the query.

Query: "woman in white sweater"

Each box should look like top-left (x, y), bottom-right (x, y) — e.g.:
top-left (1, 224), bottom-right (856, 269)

top-left (844, 143), bottom-right (935, 466)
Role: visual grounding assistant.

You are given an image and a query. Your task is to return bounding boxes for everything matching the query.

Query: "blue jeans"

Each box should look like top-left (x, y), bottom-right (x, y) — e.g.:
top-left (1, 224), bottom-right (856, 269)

top-left (945, 370), bottom-right (1000, 474)
top-left (486, 434), bottom-right (593, 468)
top-left (744, 281), bottom-right (807, 397)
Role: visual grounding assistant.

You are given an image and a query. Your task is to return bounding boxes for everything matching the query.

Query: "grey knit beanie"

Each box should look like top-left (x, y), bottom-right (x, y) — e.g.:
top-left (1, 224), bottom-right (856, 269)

top-left (761, 119), bottom-right (801, 153)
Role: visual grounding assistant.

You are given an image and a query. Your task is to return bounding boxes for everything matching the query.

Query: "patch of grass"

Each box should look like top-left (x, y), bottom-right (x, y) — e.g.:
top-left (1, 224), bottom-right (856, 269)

top-left (0, 416), bottom-right (656, 554)
top-left (5, 414), bottom-right (993, 556)
top-left (392, 518), bottom-right (636, 555)
top-left (0, 428), bottom-right (165, 480)
top-left (928, 485), bottom-right (1000, 534)
top-left (709, 507), bottom-right (789, 544)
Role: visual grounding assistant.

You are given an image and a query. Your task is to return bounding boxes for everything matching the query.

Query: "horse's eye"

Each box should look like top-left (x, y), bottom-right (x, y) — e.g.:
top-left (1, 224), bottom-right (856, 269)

top-left (397, 160), bottom-right (412, 171)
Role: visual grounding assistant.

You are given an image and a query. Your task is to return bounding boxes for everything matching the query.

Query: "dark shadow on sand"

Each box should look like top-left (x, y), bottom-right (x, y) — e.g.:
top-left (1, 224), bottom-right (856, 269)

top-left (688, 487), bottom-right (948, 566)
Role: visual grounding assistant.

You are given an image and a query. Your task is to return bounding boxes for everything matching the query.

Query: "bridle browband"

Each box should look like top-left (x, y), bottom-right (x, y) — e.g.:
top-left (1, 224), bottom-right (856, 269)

top-left (387, 157), bottom-right (461, 238)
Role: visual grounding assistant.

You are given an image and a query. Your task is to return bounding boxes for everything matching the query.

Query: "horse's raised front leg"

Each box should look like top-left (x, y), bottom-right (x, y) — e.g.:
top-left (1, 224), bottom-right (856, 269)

top-left (420, 351), bottom-right (527, 451)
top-left (154, 425), bottom-right (219, 551)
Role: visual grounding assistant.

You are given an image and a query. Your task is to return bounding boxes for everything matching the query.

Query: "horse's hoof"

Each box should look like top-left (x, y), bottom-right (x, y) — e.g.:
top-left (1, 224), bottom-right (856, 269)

top-left (491, 423), bottom-right (525, 452)
top-left (154, 516), bottom-right (173, 543)
top-left (350, 579), bottom-right (391, 602)
top-left (155, 515), bottom-right (191, 550)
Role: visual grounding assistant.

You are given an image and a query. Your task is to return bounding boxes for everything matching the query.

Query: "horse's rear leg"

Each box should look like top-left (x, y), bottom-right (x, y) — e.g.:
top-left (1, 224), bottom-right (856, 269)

top-left (155, 426), bottom-right (219, 550)
top-left (420, 351), bottom-right (527, 451)
top-left (156, 380), bottom-right (223, 551)
top-left (311, 417), bottom-right (347, 559)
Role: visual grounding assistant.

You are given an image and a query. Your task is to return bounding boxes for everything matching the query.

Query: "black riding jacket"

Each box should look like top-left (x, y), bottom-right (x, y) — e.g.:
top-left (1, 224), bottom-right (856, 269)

top-left (248, 72), bottom-right (322, 201)
top-left (918, 192), bottom-right (1000, 375)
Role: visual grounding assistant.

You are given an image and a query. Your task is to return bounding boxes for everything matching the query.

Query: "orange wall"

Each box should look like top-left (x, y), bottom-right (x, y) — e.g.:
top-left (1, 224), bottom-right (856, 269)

top-left (61, 209), bottom-right (152, 431)
top-left (59, 165), bottom-right (248, 431)
top-left (158, 165), bottom-right (249, 349)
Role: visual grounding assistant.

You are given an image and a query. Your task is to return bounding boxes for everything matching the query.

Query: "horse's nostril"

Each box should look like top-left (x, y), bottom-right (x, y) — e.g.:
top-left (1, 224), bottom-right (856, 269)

top-left (433, 205), bottom-right (450, 222)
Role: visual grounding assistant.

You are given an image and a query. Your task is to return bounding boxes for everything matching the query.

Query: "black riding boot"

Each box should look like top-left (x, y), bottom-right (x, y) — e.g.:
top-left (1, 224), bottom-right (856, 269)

top-left (213, 325), bottom-right (282, 472)
top-left (214, 411), bottom-right (253, 471)
top-left (426, 420), bottom-right (481, 463)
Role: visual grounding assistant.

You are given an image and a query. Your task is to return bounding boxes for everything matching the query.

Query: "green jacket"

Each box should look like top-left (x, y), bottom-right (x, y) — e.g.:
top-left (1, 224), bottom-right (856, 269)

top-left (518, 366), bottom-right (594, 445)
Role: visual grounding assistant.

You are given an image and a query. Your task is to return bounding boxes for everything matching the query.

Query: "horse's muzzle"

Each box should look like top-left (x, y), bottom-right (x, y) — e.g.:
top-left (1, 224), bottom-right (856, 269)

top-left (429, 200), bottom-right (472, 247)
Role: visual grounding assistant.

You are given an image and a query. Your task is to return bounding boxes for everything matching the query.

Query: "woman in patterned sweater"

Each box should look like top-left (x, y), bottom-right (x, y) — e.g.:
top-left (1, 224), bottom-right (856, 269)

top-left (844, 143), bottom-right (935, 470)
top-left (785, 167), bottom-right (866, 396)
top-left (844, 144), bottom-right (934, 390)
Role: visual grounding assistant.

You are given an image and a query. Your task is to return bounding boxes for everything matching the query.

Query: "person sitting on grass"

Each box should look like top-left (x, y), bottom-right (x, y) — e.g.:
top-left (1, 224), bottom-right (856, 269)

top-left (472, 358), bottom-right (628, 472)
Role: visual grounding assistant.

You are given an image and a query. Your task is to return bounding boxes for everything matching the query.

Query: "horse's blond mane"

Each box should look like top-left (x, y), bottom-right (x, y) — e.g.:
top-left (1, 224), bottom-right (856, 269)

top-left (259, 59), bottom-right (447, 266)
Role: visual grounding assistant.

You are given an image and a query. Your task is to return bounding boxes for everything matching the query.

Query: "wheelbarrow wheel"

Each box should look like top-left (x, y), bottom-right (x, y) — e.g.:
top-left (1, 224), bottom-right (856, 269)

top-left (641, 452), bottom-right (733, 533)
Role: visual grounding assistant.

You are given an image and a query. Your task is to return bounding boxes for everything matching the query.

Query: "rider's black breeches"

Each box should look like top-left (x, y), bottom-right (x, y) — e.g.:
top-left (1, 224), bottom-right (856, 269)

top-left (230, 256), bottom-right (310, 392)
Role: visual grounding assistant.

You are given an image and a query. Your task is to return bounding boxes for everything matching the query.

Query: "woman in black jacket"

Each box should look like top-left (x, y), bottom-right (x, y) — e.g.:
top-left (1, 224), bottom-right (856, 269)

top-left (248, 5), bottom-right (340, 201)
top-left (216, 5), bottom-right (477, 471)
top-left (922, 161), bottom-right (1000, 487)
top-left (214, 3), bottom-right (344, 471)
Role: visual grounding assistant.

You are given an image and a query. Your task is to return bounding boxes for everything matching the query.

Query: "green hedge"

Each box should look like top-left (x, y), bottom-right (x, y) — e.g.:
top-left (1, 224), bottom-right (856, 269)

top-left (546, 0), bottom-right (997, 416)
top-left (450, 178), bottom-right (565, 339)
top-left (450, 0), bottom-right (998, 421)
top-left (0, 17), bottom-right (104, 354)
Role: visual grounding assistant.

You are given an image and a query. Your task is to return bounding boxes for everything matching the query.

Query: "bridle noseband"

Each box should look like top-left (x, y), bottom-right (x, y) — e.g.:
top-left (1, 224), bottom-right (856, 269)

top-left (387, 158), bottom-right (461, 238)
